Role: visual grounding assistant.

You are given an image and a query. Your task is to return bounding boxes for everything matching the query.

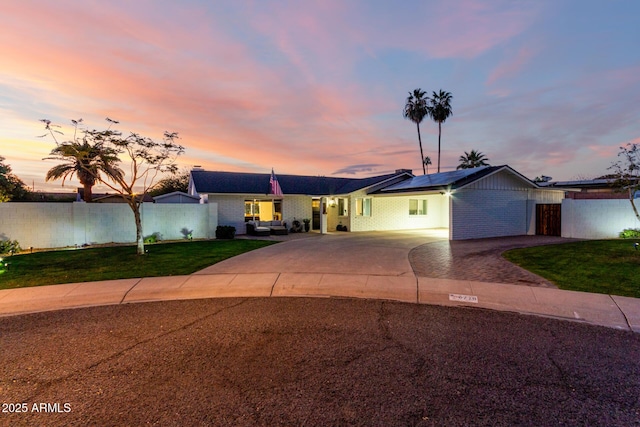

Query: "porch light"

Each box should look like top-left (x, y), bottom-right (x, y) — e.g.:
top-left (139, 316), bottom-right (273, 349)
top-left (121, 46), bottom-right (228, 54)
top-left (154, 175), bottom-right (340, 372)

top-left (328, 198), bottom-right (337, 207)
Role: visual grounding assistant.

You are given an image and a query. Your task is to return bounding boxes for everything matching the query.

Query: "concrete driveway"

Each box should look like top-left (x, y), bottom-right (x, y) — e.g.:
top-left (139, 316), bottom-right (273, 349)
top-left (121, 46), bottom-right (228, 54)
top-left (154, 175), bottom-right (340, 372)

top-left (197, 229), bottom-right (449, 277)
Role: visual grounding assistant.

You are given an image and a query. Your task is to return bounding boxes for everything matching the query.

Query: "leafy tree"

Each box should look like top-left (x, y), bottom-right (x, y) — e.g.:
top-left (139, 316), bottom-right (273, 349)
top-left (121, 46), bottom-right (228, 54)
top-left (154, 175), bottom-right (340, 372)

top-left (609, 142), bottom-right (640, 221)
top-left (427, 90), bottom-right (453, 173)
top-left (0, 156), bottom-right (30, 202)
top-left (403, 89), bottom-right (430, 175)
top-left (148, 170), bottom-right (190, 196)
top-left (42, 118), bottom-right (184, 254)
top-left (42, 119), bottom-right (123, 202)
top-left (457, 150), bottom-right (490, 170)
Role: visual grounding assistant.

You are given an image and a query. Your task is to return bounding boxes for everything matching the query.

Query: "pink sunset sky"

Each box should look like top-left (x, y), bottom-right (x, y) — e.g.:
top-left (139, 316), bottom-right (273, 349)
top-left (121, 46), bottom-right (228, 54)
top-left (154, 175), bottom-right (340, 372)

top-left (1, 0), bottom-right (639, 192)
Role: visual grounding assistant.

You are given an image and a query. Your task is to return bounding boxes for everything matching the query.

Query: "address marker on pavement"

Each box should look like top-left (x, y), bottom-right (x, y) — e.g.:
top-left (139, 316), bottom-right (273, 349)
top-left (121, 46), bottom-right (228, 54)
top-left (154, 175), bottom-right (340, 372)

top-left (449, 293), bottom-right (479, 303)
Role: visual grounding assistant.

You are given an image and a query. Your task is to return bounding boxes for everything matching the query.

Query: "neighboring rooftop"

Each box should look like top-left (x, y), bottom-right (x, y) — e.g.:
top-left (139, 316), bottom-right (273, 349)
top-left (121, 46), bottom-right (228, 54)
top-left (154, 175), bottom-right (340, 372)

top-left (537, 178), bottom-right (616, 189)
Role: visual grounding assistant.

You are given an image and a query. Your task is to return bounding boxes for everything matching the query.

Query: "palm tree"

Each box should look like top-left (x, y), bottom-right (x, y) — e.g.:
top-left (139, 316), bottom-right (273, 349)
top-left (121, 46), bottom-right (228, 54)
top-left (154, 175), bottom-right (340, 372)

top-left (427, 90), bottom-right (453, 173)
top-left (457, 150), bottom-right (490, 170)
top-left (403, 88), bottom-right (430, 175)
top-left (424, 156), bottom-right (432, 174)
top-left (44, 140), bottom-right (122, 202)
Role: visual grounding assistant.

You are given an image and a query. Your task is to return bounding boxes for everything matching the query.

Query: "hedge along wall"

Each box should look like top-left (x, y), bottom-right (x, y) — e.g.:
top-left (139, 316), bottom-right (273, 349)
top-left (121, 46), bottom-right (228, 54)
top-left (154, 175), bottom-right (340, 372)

top-left (561, 199), bottom-right (640, 239)
top-left (0, 202), bottom-right (218, 249)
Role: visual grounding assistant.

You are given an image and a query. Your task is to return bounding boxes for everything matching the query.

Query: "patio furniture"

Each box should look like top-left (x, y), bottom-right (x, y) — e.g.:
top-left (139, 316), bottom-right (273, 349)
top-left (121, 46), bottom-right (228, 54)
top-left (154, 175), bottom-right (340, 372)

top-left (246, 220), bottom-right (288, 236)
top-left (246, 222), bottom-right (271, 236)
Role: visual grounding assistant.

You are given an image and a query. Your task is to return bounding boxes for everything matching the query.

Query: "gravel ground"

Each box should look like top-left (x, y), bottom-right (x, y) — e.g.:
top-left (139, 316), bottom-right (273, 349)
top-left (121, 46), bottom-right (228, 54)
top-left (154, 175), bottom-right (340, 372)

top-left (1, 297), bottom-right (639, 426)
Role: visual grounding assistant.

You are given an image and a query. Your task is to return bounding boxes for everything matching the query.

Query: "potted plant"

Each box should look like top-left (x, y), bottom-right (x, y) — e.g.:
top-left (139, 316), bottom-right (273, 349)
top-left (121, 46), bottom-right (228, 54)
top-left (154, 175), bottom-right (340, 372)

top-left (303, 218), bottom-right (311, 232)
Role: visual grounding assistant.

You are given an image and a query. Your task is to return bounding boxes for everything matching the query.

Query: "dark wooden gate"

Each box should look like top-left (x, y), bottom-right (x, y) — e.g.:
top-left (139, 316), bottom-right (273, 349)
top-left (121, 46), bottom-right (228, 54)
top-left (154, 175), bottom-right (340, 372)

top-left (536, 204), bottom-right (561, 236)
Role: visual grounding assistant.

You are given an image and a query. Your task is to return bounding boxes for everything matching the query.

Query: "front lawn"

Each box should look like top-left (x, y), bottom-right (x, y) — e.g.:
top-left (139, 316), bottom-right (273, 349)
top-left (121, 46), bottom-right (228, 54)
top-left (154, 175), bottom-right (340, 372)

top-left (0, 239), bottom-right (277, 290)
top-left (503, 240), bottom-right (640, 298)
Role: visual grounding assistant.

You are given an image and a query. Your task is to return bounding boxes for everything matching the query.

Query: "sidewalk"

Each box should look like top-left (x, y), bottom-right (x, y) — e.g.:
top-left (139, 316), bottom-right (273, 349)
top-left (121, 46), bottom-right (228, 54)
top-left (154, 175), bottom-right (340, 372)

top-left (1, 272), bottom-right (638, 332)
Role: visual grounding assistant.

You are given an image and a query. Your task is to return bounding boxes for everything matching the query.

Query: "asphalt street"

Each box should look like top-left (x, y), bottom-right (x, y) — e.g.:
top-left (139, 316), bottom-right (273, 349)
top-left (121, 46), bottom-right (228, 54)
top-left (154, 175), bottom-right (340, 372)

top-left (1, 297), bottom-right (639, 426)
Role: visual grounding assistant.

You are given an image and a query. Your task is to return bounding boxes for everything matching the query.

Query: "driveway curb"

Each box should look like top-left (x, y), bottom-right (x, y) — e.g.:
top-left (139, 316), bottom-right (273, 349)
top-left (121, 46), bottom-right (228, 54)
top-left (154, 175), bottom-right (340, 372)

top-left (1, 272), bottom-right (638, 333)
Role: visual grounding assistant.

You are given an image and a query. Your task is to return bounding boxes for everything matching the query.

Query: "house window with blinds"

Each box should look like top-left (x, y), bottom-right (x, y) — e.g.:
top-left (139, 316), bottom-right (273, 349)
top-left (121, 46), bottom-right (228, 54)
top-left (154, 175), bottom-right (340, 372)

top-left (409, 199), bottom-right (427, 215)
top-left (355, 198), bottom-right (371, 217)
top-left (337, 198), bottom-right (348, 216)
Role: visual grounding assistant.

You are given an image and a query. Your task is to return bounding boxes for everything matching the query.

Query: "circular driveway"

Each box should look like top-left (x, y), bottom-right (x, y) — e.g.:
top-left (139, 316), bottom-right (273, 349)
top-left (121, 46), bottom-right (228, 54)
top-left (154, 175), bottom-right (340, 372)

top-left (208, 231), bottom-right (573, 288)
top-left (199, 229), bottom-right (448, 277)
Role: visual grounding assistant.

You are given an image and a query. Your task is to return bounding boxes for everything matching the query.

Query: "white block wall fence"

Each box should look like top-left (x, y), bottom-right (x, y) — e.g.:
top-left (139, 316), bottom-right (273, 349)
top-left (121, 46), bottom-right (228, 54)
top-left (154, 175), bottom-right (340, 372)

top-left (0, 202), bottom-right (218, 249)
top-left (561, 199), bottom-right (640, 239)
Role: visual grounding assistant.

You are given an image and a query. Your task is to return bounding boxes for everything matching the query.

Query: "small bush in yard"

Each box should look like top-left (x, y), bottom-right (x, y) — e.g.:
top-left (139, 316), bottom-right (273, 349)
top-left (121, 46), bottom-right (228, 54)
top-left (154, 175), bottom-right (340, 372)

top-left (619, 228), bottom-right (640, 238)
top-left (144, 232), bottom-right (162, 244)
top-left (0, 239), bottom-right (21, 255)
top-left (215, 225), bottom-right (236, 239)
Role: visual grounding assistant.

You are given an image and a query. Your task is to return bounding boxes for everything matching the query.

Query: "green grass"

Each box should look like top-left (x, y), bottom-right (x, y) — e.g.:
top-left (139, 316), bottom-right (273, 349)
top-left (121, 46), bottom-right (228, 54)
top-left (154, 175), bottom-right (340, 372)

top-left (503, 240), bottom-right (640, 298)
top-left (0, 239), bottom-right (277, 290)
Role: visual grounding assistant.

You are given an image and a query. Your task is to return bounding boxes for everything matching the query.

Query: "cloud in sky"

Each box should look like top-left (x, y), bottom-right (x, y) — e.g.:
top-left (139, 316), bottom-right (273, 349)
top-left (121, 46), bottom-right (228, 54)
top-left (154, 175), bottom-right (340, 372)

top-left (0, 0), bottom-right (639, 192)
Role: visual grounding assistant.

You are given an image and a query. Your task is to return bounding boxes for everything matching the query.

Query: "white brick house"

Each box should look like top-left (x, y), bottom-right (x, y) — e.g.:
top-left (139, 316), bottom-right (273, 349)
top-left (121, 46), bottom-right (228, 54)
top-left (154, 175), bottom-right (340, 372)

top-left (188, 166), bottom-right (564, 240)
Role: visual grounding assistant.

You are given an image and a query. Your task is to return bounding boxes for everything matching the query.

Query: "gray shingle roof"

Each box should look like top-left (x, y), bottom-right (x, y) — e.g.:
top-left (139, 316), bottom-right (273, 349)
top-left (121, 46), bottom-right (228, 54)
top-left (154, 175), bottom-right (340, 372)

top-left (190, 170), bottom-right (410, 196)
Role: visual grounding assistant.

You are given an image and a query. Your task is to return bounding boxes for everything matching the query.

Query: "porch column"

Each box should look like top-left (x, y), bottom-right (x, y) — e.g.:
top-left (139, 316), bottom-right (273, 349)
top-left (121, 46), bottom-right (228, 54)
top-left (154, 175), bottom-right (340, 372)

top-left (320, 197), bottom-right (328, 234)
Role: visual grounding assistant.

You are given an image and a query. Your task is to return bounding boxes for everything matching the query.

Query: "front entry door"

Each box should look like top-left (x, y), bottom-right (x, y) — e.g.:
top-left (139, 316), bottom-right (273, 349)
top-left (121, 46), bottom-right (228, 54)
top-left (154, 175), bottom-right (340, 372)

top-left (312, 199), bottom-right (320, 229)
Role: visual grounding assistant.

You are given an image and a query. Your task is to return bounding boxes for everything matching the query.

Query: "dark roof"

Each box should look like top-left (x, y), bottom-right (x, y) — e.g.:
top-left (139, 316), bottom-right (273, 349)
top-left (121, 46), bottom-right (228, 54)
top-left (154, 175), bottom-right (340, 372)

top-left (153, 191), bottom-right (200, 201)
top-left (375, 165), bottom-right (538, 194)
top-left (190, 170), bottom-right (411, 196)
top-left (92, 193), bottom-right (154, 203)
top-left (537, 178), bottom-right (617, 189)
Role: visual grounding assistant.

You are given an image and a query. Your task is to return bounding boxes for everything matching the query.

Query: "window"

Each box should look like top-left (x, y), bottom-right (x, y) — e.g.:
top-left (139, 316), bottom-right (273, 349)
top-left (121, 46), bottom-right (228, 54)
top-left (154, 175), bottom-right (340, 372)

top-left (355, 198), bottom-right (371, 216)
top-left (337, 198), bottom-right (348, 216)
top-left (245, 199), bottom-right (282, 221)
top-left (409, 199), bottom-right (427, 215)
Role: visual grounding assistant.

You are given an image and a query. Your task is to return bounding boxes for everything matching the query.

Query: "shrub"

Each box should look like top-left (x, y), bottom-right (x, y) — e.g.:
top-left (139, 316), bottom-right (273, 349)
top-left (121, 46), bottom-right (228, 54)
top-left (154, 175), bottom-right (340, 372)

top-left (216, 225), bottom-right (236, 239)
top-left (619, 228), bottom-right (640, 239)
top-left (144, 232), bottom-right (162, 244)
top-left (0, 239), bottom-right (21, 255)
top-left (180, 227), bottom-right (194, 240)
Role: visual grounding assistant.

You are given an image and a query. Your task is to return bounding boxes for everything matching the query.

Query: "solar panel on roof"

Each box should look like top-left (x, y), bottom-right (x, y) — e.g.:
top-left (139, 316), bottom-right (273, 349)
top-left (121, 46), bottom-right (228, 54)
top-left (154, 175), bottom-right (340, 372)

top-left (381, 167), bottom-right (491, 191)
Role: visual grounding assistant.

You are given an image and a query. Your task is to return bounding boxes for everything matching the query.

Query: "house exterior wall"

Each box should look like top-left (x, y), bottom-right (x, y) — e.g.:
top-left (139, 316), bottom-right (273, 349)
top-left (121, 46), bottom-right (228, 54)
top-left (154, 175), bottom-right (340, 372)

top-left (348, 190), bottom-right (448, 232)
top-left (450, 189), bottom-right (529, 240)
top-left (206, 194), bottom-right (311, 233)
top-left (0, 202), bottom-right (217, 249)
top-left (207, 195), bottom-right (249, 233)
top-left (449, 170), bottom-right (564, 240)
top-left (526, 189), bottom-right (564, 203)
top-left (562, 199), bottom-right (640, 239)
top-left (282, 195), bottom-right (313, 228)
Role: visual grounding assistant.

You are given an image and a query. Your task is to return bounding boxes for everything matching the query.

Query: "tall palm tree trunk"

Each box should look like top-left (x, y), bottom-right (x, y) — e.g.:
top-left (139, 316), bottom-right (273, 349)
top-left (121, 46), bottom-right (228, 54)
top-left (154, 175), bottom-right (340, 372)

top-left (417, 123), bottom-right (426, 175)
top-left (83, 182), bottom-right (93, 202)
top-left (437, 121), bottom-right (442, 173)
